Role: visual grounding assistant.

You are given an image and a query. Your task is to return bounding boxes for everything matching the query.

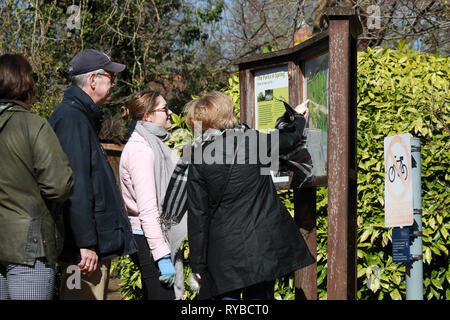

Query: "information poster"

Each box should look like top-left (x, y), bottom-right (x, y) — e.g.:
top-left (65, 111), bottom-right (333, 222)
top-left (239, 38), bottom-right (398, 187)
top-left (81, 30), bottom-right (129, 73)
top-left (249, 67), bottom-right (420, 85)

top-left (303, 53), bottom-right (329, 178)
top-left (254, 65), bottom-right (289, 182)
top-left (254, 66), bottom-right (289, 132)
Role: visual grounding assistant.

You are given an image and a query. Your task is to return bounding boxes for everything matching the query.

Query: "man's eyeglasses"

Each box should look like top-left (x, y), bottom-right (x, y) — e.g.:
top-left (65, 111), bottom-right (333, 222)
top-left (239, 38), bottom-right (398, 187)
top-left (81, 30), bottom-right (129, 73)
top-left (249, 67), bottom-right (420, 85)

top-left (96, 72), bottom-right (115, 84)
top-left (32, 72), bottom-right (39, 83)
top-left (152, 105), bottom-right (170, 115)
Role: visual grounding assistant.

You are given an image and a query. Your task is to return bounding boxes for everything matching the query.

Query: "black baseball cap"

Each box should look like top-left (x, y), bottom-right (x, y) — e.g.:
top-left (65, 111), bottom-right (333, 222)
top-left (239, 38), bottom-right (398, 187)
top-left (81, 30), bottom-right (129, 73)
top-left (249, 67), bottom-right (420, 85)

top-left (69, 49), bottom-right (126, 75)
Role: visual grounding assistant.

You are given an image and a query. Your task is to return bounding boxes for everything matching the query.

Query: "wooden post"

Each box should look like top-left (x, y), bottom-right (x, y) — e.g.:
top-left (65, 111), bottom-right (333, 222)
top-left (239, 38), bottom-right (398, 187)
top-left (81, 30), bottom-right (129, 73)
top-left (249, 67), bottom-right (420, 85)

top-left (102, 143), bottom-right (124, 187)
top-left (294, 187), bottom-right (317, 299)
top-left (239, 69), bottom-right (255, 127)
top-left (326, 7), bottom-right (361, 300)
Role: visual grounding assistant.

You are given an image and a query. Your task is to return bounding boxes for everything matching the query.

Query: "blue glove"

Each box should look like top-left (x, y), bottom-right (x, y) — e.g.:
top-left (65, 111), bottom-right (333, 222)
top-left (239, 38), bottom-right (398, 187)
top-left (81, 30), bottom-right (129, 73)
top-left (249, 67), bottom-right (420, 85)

top-left (157, 254), bottom-right (176, 287)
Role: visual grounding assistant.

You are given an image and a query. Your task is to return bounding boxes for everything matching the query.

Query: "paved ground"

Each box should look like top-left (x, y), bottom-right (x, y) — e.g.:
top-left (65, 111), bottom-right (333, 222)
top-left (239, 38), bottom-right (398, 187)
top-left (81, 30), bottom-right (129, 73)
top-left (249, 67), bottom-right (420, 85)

top-left (106, 277), bottom-right (123, 300)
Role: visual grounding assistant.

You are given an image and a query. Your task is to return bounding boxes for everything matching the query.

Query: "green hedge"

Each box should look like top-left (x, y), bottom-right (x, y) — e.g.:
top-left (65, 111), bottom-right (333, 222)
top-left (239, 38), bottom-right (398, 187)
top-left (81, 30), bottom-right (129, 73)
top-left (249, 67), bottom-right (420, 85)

top-left (113, 43), bottom-right (448, 300)
top-left (355, 43), bottom-right (449, 300)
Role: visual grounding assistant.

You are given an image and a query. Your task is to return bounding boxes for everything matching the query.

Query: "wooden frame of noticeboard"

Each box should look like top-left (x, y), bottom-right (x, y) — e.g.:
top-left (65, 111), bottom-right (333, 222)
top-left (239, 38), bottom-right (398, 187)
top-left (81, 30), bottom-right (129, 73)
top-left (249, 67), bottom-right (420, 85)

top-left (235, 7), bottom-right (362, 300)
top-left (236, 30), bottom-right (329, 190)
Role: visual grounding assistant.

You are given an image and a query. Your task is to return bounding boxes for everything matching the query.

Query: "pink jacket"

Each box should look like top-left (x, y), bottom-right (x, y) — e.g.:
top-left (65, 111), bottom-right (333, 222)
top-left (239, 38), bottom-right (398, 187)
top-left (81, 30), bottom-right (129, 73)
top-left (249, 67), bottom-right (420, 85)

top-left (119, 131), bottom-right (170, 261)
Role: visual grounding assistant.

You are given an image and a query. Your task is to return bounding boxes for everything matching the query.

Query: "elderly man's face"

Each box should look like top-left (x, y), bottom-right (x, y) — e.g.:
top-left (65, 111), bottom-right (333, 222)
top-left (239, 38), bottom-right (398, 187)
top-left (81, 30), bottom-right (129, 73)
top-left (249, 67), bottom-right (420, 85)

top-left (90, 71), bottom-right (116, 106)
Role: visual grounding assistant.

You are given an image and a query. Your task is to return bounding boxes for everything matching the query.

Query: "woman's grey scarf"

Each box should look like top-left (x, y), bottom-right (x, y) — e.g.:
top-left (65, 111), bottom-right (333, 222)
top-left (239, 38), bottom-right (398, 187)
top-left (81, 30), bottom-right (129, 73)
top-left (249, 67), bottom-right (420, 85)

top-left (135, 120), bottom-right (187, 299)
top-left (135, 121), bottom-right (178, 211)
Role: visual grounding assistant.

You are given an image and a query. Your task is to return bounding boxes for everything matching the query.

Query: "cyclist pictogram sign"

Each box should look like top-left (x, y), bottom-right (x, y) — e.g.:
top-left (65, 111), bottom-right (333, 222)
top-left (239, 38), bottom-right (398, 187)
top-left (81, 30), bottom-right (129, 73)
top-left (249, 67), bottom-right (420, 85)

top-left (384, 133), bottom-right (414, 227)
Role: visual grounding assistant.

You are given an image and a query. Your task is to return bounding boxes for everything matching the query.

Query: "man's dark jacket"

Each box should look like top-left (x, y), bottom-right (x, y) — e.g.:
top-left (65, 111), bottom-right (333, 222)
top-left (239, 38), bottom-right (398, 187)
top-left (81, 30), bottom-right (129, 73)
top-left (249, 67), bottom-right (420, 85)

top-left (49, 85), bottom-right (136, 263)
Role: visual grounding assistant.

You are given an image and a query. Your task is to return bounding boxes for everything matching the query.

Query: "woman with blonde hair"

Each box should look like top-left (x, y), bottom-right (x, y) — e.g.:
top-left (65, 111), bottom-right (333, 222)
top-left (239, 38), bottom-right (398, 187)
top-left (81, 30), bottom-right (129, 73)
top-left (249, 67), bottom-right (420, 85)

top-left (185, 91), bottom-right (314, 300)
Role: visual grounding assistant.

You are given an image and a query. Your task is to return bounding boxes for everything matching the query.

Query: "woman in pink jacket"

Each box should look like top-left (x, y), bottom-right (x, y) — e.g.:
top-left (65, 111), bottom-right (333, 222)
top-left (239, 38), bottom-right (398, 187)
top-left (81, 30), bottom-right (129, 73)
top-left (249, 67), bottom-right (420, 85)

top-left (119, 90), bottom-right (181, 300)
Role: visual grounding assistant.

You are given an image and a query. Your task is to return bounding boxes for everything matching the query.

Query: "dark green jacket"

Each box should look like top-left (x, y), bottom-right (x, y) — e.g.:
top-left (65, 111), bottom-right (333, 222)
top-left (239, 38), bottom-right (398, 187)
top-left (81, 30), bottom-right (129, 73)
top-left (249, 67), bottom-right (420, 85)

top-left (0, 100), bottom-right (73, 266)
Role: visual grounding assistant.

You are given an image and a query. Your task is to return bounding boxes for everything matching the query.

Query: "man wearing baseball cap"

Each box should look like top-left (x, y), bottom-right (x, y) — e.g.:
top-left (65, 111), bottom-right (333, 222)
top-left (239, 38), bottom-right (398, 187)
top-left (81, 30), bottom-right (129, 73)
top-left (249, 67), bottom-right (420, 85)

top-left (49, 49), bottom-right (136, 300)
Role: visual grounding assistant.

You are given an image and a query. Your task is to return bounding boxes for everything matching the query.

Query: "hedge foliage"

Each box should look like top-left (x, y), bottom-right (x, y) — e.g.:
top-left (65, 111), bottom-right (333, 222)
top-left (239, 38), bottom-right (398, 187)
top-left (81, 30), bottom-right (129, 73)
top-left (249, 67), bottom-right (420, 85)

top-left (114, 43), bottom-right (448, 300)
top-left (355, 43), bottom-right (449, 300)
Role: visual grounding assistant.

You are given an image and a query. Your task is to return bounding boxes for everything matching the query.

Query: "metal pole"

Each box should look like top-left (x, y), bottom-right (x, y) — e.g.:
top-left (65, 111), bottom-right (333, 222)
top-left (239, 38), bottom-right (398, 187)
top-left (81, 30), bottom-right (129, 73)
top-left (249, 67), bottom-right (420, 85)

top-left (406, 137), bottom-right (423, 299)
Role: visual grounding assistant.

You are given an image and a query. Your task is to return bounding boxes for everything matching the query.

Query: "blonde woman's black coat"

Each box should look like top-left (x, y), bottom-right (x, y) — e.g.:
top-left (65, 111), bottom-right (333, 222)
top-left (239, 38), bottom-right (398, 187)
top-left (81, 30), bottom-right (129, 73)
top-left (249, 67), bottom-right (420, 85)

top-left (187, 117), bottom-right (315, 297)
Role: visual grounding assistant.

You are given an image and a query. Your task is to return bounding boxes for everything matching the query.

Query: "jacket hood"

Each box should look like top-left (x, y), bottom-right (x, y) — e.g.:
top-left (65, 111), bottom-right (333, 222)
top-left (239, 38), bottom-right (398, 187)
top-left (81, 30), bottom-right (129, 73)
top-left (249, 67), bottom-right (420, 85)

top-left (59, 85), bottom-right (105, 133)
top-left (0, 100), bottom-right (27, 131)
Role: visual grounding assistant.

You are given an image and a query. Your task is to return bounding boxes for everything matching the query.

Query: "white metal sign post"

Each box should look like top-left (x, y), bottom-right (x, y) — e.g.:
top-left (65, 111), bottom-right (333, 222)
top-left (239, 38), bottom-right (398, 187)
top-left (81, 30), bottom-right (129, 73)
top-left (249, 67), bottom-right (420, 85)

top-left (384, 133), bottom-right (423, 300)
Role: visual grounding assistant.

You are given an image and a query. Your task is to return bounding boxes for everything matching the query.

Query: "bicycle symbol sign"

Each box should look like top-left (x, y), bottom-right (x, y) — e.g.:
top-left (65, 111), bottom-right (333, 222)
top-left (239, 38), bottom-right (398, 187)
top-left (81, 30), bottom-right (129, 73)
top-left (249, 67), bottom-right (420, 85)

top-left (384, 134), bottom-right (413, 227)
top-left (385, 135), bottom-right (411, 200)
top-left (388, 155), bottom-right (407, 183)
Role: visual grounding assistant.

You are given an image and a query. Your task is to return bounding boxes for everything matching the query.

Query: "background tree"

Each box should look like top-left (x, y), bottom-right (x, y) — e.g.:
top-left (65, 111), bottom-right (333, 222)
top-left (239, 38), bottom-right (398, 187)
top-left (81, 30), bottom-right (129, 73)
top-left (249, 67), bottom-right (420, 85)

top-left (209, 0), bottom-right (448, 65)
top-left (214, 0), bottom-right (315, 62)
top-left (1, 0), bottom-right (447, 125)
top-left (0, 0), bottom-right (226, 120)
top-left (355, 0), bottom-right (449, 53)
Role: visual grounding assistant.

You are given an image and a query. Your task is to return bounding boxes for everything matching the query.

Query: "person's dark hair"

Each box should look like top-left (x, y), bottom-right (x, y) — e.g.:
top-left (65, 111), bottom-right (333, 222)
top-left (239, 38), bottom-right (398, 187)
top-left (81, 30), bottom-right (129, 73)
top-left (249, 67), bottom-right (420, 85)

top-left (127, 90), bottom-right (161, 120)
top-left (0, 54), bottom-right (36, 106)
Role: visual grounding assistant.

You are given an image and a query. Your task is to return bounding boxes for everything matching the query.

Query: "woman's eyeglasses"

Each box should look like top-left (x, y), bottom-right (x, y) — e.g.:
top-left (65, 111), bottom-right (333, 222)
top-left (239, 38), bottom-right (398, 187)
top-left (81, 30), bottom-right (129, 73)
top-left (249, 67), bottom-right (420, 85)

top-left (152, 105), bottom-right (170, 115)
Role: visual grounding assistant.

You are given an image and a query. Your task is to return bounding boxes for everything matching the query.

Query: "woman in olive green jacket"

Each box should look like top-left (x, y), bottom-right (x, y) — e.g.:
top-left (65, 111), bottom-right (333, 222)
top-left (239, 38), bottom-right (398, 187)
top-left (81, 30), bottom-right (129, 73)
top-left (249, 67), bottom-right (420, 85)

top-left (0, 54), bottom-right (73, 300)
